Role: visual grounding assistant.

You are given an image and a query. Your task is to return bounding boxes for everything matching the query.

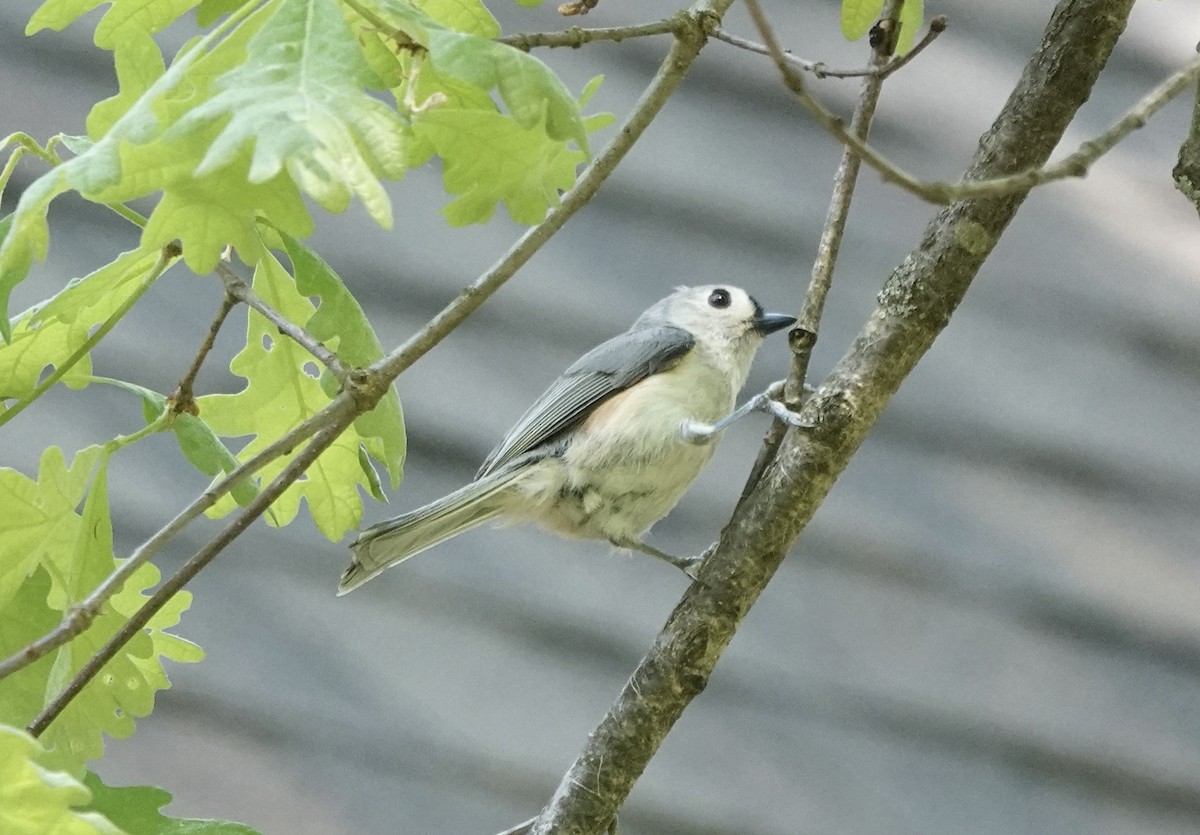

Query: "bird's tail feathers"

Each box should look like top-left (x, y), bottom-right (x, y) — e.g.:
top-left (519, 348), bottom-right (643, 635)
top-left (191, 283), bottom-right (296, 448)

top-left (338, 472), bottom-right (516, 595)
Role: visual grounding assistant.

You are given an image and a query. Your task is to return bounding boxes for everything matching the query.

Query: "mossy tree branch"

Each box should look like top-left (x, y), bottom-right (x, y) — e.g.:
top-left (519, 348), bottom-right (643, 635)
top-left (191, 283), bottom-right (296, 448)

top-left (529, 1), bottom-right (1136, 833)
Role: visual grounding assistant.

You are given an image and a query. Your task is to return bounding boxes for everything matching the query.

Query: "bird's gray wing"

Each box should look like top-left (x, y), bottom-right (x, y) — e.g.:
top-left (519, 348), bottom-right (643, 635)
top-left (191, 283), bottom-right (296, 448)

top-left (476, 325), bottom-right (695, 478)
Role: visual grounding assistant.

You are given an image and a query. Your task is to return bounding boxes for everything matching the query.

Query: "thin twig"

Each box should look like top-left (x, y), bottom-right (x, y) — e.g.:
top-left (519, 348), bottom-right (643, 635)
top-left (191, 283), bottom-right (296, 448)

top-left (215, 261), bottom-right (349, 385)
top-left (744, 0), bottom-right (1200, 203)
top-left (709, 17), bottom-right (945, 80)
top-left (530, 2), bottom-right (1137, 832)
top-left (171, 291), bottom-right (237, 415)
top-left (0, 244), bottom-right (178, 430)
top-left (373, 8), bottom-right (714, 384)
top-left (738, 0), bottom-right (898, 508)
top-left (29, 415), bottom-right (357, 736)
top-left (494, 818), bottom-right (535, 835)
top-left (499, 19), bottom-right (680, 51)
top-left (22, 3), bottom-right (720, 732)
top-left (0, 389), bottom-right (359, 684)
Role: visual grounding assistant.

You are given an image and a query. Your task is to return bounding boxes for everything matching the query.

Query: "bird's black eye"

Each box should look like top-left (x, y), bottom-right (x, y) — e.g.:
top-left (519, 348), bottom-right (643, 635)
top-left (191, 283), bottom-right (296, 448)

top-left (708, 288), bottom-right (732, 309)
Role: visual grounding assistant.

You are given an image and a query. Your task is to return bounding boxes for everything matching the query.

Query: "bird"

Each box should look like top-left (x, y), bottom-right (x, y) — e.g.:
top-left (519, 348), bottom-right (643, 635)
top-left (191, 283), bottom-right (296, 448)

top-left (338, 284), bottom-right (801, 595)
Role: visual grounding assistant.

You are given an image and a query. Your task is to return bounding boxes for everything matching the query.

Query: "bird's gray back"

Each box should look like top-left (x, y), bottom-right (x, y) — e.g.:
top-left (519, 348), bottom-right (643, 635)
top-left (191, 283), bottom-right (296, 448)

top-left (476, 325), bottom-right (695, 478)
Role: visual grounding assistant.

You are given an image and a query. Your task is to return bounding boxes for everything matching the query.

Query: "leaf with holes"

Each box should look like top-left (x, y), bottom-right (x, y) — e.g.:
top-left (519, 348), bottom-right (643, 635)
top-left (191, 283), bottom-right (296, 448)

top-left (198, 251), bottom-right (381, 539)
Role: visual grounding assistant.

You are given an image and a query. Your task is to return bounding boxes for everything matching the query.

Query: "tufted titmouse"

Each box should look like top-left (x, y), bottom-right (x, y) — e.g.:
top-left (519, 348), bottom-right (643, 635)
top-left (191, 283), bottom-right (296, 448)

top-left (338, 285), bottom-right (801, 595)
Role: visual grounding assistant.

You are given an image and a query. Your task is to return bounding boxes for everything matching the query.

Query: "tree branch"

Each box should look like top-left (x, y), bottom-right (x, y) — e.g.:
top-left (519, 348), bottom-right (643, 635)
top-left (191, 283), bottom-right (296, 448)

top-left (743, 0), bottom-right (902, 501)
top-left (1172, 41), bottom-right (1200, 218)
top-left (745, 0), bottom-right (1200, 204)
top-left (499, 19), bottom-right (680, 51)
top-left (529, 1), bottom-right (1136, 833)
top-left (28, 413), bottom-right (358, 736)
top-left (709, 15), bottom-right (946, 80)
top-left (21, 0), bottom-right (728, 734)
top-left (170, 289), bottom-right (237, 415)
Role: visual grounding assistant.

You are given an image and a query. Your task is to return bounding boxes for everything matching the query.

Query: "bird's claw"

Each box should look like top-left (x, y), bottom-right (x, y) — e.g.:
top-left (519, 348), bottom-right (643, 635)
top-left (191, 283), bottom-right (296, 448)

top-left (757, 380), bottom-right (814, 429)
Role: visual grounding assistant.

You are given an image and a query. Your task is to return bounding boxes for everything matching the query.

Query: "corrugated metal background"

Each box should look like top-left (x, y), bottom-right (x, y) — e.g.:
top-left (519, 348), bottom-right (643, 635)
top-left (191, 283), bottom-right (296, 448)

top-left (4, 1), bottom-right (1200, 832)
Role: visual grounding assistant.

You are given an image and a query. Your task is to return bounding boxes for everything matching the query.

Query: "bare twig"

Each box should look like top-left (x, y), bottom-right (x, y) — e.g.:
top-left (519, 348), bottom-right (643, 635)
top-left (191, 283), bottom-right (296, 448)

top-left (215, 260), bottom-right (349, 385)
top-left (494, 818), bottom-right (535, 835)
top-left (0, 390), bottom-right (359, 684)
top-left (500, 19), bottom-right (680, 51)
top-left (709, 16), bottom-right (945, 80)
top-left (22, 0), bottom-right (723, 734)
top-left (745, 0), bottom-right (1200, 204)
top-left (29, 415), bottom-right (357, 736)
top-left (741, 0), bottom-right (901, 503)
top-left (373, 7), bottom-right (715, 384)
top-left (529, 1), bottom-right (1136, 832)
top-left (171, 291), bottom-right (236, 415)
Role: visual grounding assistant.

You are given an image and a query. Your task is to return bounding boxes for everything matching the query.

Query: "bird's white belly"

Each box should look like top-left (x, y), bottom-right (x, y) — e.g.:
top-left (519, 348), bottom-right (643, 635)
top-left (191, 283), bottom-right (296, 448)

top-left (508, 358), bottom-right (734, 543)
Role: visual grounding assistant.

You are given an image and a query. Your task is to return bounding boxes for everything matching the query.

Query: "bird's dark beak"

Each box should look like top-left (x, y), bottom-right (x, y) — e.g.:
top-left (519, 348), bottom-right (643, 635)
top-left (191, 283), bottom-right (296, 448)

top-left (754, 311), bottom-right (797, 335)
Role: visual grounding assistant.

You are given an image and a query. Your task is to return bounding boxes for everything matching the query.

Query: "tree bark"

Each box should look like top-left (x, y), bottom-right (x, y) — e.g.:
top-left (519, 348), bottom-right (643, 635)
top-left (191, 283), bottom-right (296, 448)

top-left (530, 1), bottom-right (1135, 833)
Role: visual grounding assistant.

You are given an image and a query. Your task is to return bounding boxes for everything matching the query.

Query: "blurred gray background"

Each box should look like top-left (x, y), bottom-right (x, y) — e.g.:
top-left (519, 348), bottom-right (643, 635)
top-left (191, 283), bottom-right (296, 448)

top-left (4, 0), bottom-right (1200, 833)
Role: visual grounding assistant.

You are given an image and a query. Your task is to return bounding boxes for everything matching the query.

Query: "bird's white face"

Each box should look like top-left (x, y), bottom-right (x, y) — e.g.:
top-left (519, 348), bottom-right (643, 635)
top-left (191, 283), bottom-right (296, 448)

top-left (671, 285), bottom-right (764, 341)
top-left (658, 285), bottom-right (779, 393)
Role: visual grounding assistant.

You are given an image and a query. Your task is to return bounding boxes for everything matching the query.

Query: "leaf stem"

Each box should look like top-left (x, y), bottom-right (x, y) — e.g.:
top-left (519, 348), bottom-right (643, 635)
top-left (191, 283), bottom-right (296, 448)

top-left (0, 244), bottom-right (178, 431)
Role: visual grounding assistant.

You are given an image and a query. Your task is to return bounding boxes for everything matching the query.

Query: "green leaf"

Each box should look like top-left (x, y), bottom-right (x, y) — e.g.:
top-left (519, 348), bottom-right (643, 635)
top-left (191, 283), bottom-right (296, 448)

top-left (27, 0), bottom-right (202, 52)
top-left (841, 0), bottom-right (884, 40)
top-left (40, 556), bottom-right (202, 774)
top-left (80, 772), bottom-right (261, 835)
top-left (172, 0), bottom-right (410, 228)
top-left (0, 4), bottom-right (271, 320)
top-left (896, 0), bottom-right (923, 55)
top-left (86, 32), bottom-right (167, 140)
top-left (373, 0), bottom-right (587, 152)
top-left (409, 0), bottom-right (498, 38)
top-left (90, 377), bottom-right (260, 507)
top-left (278, 230), bottom-right (405, 489)
top-left (197, 251), bottom-right (381, 539)
top-left (197, 0), bottom-right (252, 26)
top-left (0, 248), bottom-right (162, 404)
top-left (414, 107), bottom-right (583, 225)
top-left (0, 457), bottom-right (201, 775)
top-left (0, 170), bottom-right (71, 342)
top-left (0, 446), bottom-right (104, 610)
top-left (0, 726), bottom-right (124, 835)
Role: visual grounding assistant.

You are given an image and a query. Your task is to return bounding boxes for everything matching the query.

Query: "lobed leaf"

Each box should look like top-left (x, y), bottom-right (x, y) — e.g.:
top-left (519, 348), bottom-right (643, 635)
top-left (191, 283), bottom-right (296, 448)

top-left (26, 0), bottom-right (202, 51)
top-left (0, 726), bottom-right (123, 835)
top-left (172, 0), bottom-right (410, 228)
top-left (413, 107), bottom-right (583, 225)
top-left (0, 446), bottom-right (103, 610)
top-left (80, 772), bottom-right (261, 834)
top-left (197, 251), bottom-right (382, 539)
top-left (0, 248), bottom-right (162, 402)
top-left (278, 230), bottom-right (405, 489)
top-left (372, 0), bottom-right (588, 152)
top-left (0, 455), bottom-right (201, 775)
